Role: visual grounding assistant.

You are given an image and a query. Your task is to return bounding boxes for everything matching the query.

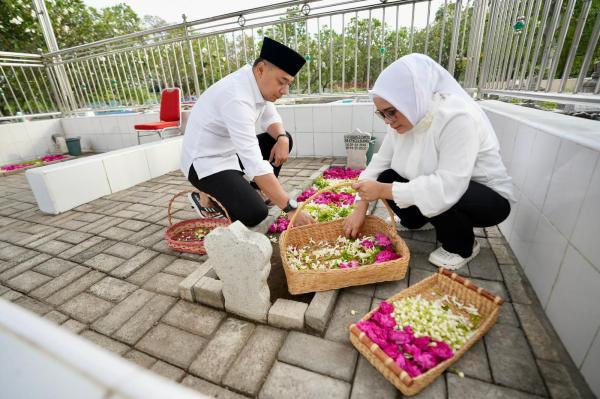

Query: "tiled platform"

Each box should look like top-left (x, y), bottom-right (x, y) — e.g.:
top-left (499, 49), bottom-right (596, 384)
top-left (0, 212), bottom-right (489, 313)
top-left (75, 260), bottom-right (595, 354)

top-left (0, 157), bottom-right (594, 398)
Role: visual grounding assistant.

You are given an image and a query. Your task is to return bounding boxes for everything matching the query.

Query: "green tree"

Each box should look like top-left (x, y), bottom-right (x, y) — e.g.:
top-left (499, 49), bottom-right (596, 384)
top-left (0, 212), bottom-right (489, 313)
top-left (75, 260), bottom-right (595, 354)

top-left (0, 0), bottom-right (143, 53)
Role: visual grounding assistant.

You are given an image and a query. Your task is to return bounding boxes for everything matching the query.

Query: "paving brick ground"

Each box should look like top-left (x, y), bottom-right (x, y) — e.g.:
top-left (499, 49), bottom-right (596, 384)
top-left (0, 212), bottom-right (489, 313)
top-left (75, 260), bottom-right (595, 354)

top-left (0, 157), bottom-right (595, 398)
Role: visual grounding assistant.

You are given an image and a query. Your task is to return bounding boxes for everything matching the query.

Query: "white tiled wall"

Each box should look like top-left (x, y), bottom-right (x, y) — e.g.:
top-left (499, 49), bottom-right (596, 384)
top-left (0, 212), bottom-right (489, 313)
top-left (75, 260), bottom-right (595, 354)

top-left (277, 102), bottom-right (384, 158)
top-left (481, 100), bottom-right (600, 397)
top-left (0, 119), bottom-right (63, 165)
top-left (1, 102), bottom-right (385, 166)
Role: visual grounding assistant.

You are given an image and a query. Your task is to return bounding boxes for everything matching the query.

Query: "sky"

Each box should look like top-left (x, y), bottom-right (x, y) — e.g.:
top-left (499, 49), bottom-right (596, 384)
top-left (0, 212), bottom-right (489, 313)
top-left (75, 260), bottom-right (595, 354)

top-left (81, 0), bottom-right (445, 28)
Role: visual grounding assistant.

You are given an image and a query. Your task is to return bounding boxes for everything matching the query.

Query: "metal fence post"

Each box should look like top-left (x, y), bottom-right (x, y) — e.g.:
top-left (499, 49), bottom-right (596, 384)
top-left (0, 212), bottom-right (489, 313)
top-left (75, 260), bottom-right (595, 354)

top-left (183, 14), bottom-right (201, 98)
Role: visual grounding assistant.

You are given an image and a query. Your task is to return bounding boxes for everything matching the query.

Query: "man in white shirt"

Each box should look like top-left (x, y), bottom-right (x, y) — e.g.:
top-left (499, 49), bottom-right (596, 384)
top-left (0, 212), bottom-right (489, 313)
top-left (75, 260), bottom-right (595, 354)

top-left (181, 37), bottom-right (313, 227)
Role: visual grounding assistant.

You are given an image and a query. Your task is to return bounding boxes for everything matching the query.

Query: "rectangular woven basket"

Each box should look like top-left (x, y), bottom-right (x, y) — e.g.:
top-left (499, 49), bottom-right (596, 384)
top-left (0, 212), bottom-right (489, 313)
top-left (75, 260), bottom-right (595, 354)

top-left (349, 268), bottom-right (504, 396)
top-left (279, 183), bottom-right (410, 295)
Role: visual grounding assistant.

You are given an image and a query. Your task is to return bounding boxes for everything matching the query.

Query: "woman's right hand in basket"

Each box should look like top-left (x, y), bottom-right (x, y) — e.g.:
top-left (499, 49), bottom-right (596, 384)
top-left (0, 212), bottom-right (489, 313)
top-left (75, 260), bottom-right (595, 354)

top-left (344, 207), bottom-right (366, 238)
top-left (289, 210), bottom-right (315, 227)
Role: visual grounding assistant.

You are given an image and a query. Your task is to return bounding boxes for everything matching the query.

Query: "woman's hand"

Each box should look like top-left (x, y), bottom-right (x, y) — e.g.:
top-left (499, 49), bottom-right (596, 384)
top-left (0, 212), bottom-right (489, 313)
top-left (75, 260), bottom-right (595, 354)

top-left (343, 201), bottom-right (369, 238)
top-left (352, 180), bottom-right (386, 202)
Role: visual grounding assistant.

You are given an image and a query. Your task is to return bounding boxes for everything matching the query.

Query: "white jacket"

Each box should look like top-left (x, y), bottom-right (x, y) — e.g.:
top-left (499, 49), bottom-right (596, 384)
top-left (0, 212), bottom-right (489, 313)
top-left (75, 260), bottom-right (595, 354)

top-left (360, 93), bottom-right (515, 217)
top-left (180, 65), bottom-right (282, 180)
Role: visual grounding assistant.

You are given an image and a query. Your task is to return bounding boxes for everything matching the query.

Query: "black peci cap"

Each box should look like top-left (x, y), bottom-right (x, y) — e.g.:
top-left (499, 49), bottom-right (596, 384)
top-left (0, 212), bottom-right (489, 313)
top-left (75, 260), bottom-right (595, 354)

top-left (259, 37), bottom-right (306, 76)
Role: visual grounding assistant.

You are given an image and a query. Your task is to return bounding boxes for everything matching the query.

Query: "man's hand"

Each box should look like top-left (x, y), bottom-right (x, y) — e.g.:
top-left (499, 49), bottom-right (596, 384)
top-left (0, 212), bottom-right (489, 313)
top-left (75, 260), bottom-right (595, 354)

top-left (269, 136), bottom-right (290, 167)
top-left (352, 180), bottom-right (386, 202)
top-left (288, 209), bottom-right (314, 227)
top-left (343, 208), bottom-right (367, 238)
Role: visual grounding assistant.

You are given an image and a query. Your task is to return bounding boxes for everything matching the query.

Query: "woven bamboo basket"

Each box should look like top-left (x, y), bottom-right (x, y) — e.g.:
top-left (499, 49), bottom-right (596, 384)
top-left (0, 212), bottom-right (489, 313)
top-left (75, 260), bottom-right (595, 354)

top-left (349, 268), bottom-right (504, 396)
top-left (164, 190), bottom-right (231, 255)
top-left (279, 182), bottom-right (410, 295)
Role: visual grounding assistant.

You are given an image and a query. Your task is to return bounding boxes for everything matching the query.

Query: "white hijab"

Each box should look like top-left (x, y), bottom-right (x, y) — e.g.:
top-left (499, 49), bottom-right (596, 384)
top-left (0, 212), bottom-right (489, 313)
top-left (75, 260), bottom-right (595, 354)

top-left (370, 53), bottom-right (486, 127)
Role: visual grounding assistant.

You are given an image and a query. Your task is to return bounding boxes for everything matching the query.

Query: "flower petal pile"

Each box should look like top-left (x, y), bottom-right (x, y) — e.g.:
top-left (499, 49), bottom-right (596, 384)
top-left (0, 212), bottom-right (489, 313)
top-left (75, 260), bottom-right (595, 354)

top-left (356, 296), bottom-right (481, 378)
top-left (322, 166), bottom-right (362, 180)
top-left (1, 154), bottom-right (68, 172)
top-left (392, 294), bottom-right (481, 350)
top-left (286, 233), bottom-right (399, 271)
top-left (357, 301), bottom-right (458, 378)
top-left (268, 167), bottom-right (363, 233)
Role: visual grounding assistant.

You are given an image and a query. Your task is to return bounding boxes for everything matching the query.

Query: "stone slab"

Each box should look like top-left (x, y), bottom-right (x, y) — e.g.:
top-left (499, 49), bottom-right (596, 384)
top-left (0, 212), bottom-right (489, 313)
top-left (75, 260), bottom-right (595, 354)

top-left (182, 375), bottom-right (249, 399)
top-left (537, 359), bottom-right (581, 399)
top-left (350, 357), bottom-right (397, 399)
top-left (278, 331), bottom-right (357, 381)
top-left (33, 257), bottom-right (78, 277)
top-left (111, 249), bottom-right (159, 278)
top-left (57, 231), bottom-right (94, 245)
top-left (485, 323), bottom-right (547, 396)
top-left (500, 263), bottom-right (534, 305)
top-left (497, 302), bottom-right (520, 327)
top-left (142, 272), bottom-right (183, 297)
top-left (89, 276), bottom-right (137, 303)
top-left (61, 319), bottom-right (86, 334)
top-left (113, 293), bottom-right (177, 345)
top-left (126, 253), bottom-right (176, 286)
top-left (0, 253), bottom-right (51, 281)
top-left (304, 290), bottom-right (338, 333)
top-left (344, 283), bottom-right (376, 298)
top-left (189, 318), bottom-right (255, 384)
top-left (164, 258), bottom-right (201, 277)
top-left (268, 299), bottom-right (308, 330)
top-left (44, 310), bottom-right (69, 325)
top-left (193, 276), bottom-right (224, 309)
top-left (6, 270), bottom-right (52, 292)
top-left (59, 292), bottom-right (113, 323)
top-left (84, 253), bottom-right (125, 273)
top-left (408, 374), bottom-right (446, 399)
top-left (14, 295), bottom-right (52, 315)
top-left (513, 303), bottom-right (561, 362)
top-left (468, 247), bottom-right (503, 281)
top-left (136, 323), bottom-right (206, 369)
top-left (150, 361), bottom-right (186, 382)
top-left (374, 277), bottom-right (408, 300)
top-left (324, 291), bottom-right (374, 345)
top-left (124, 349), bottom-right (157, 369)
top-left (447, 374), bottom-right (542, 399)
top-left (222, 325), bottom-right (286, 396)
top-left (80, 330), bottom-right (129, 355)
top-left (92, 289), bottom-right (154, 335)
top-left (453, 340), bottom-right (492, 382)
top-left (178, 259), bottom-right (215, 302)
top-left (104, 242), bottom-right (144, 259)
top-left (162, 300), bottom-right (225, 337)
top-left (259, 361), bottom-right (351, 399)
top-left (45, 270), bottom-right (105, 306)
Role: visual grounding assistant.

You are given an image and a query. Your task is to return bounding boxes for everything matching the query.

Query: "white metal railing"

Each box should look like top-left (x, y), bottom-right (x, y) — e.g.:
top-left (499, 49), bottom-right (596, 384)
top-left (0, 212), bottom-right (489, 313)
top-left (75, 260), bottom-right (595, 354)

top-left (0, 51), bottom-right (62, 120)
top-left (1, 0), bottom-right (599, 122)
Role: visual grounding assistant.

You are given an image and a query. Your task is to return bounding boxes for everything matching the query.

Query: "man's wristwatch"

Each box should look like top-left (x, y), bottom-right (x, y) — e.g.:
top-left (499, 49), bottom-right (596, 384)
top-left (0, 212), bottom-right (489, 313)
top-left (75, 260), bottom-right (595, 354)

top-left (282, 198), bottom-right (298, 213)
top-left (276, 134), bottom-right (288, 141)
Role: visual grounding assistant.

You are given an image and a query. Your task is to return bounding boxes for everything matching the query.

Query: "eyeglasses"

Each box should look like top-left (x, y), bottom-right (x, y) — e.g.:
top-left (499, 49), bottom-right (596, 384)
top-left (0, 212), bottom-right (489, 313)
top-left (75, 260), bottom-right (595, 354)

top-left (374, 108), bottom-right (397, 122)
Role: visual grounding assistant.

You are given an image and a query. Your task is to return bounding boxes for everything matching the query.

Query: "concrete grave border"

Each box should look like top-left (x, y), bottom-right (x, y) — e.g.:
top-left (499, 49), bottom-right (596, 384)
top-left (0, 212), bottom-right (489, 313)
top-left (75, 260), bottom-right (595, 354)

top-left (179, 165), bottom-right (343, 332)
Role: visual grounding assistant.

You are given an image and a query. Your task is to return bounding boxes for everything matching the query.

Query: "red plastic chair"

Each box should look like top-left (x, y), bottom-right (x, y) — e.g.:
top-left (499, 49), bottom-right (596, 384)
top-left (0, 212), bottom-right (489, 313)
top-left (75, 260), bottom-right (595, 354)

top-left (134, 88), bottom-right (181, 144)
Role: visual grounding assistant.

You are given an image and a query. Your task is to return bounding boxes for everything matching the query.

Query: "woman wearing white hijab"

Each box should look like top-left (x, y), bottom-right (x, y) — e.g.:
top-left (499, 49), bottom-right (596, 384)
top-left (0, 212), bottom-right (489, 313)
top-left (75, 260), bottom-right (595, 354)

top-left (344, 54), bottom-right (515, 270)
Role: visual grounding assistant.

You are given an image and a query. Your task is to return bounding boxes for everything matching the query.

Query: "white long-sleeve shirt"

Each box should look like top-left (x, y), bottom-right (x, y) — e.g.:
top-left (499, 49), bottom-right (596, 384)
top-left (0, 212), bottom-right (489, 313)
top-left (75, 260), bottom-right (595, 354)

top-left (360, 93), bottom-right (515, 217)
top-left (180, 65), bottom-right (282, 180)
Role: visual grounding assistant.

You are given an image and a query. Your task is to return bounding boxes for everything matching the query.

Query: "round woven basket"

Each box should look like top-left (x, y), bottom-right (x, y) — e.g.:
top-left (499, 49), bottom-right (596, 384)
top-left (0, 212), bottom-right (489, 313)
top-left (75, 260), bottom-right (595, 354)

top-left (279, 182), bottom-right (410, 294)
top-left (164, 190), bottom-right (231, 255)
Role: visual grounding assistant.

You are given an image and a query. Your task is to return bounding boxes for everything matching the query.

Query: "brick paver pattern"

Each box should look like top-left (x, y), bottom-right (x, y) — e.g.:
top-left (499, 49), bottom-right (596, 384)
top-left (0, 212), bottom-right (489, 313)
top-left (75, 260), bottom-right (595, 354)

top-left (0, 157), bottom-right (594, 399)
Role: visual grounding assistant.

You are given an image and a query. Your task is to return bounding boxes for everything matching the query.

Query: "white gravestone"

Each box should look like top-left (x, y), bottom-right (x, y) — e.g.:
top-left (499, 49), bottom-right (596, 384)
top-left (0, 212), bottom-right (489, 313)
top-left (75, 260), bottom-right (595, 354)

top-left (204, 221), bottom-right (272, 322)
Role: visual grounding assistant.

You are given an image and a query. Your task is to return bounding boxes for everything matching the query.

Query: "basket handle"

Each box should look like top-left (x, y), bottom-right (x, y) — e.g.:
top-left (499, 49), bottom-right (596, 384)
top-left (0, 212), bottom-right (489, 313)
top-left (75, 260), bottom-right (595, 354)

top-left (167, 190), bottom-right (231, 226)
top-left (287, 181), bottom-right (397, 230)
